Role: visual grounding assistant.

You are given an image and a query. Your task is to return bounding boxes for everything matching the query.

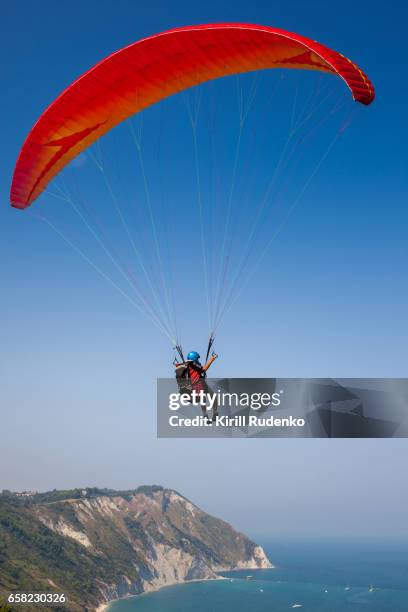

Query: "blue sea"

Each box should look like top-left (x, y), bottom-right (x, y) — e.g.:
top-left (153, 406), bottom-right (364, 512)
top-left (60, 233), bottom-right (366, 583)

top-left (109, 539), bottom-right (408, 611)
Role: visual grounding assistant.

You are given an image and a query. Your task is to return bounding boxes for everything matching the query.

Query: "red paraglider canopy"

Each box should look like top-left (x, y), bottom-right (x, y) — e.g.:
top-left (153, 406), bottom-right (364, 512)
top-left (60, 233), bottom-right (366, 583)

top-left (10, 23), bottom-right (374, 209)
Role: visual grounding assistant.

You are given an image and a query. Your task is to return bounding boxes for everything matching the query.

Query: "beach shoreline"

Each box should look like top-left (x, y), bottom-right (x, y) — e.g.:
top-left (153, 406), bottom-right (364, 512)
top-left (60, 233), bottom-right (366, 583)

top-left (96, 575), bottom-right (228, 611)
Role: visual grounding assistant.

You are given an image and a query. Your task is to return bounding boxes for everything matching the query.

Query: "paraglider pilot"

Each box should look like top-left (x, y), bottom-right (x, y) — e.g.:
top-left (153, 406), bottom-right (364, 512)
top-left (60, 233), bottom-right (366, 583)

top-left (175, 350), bottom-right (218, 421)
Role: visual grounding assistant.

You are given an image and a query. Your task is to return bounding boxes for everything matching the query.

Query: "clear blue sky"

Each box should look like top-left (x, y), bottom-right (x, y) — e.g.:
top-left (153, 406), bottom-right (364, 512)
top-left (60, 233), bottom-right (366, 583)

top-left (1, 0), bottom-right (408, 539)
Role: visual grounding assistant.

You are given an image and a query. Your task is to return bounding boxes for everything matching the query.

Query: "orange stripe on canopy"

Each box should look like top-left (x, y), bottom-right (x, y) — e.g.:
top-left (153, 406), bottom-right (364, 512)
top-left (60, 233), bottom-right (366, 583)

top-left (10, 23), bottom-right (375, 209)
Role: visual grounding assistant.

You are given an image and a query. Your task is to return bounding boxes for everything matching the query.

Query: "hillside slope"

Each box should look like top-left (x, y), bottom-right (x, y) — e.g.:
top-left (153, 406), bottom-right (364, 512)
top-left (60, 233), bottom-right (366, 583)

top-left (0, 487), bottom-right (271, 610)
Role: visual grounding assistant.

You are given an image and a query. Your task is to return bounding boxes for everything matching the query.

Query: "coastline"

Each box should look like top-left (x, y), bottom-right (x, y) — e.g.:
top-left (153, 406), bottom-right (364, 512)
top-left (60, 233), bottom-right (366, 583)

top-left (96, 575), bottom-right (228, 611)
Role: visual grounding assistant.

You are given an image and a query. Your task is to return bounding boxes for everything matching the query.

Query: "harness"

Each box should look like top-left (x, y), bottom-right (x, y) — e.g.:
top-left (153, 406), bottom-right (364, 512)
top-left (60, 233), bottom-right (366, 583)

top-left (175, 360), bottom-right (206, 394)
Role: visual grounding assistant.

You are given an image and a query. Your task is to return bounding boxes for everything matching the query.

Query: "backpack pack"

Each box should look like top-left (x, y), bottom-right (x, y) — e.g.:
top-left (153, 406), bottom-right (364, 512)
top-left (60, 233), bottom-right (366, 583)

top-left (175, 361), bottom-right (205, 394)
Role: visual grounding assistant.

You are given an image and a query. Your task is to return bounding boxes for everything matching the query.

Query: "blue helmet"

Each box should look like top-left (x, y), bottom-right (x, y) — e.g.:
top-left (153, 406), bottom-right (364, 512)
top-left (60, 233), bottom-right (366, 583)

top-left (187, 351), bottom-right (200, 362)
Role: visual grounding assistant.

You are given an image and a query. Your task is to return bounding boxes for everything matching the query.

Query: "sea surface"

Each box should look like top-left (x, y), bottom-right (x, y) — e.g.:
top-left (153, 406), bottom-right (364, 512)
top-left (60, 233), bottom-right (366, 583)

top-left (109, 539), bottom-right (408, 611)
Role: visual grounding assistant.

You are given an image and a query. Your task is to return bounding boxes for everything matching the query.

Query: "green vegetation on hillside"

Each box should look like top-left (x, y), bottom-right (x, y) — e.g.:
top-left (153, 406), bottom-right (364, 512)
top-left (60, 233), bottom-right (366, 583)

top-left (0, 487), bottom-right (268, 610)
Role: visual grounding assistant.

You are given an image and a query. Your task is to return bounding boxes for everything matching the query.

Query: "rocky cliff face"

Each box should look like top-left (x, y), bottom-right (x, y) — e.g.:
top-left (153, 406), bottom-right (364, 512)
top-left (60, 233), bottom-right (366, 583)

top-left (0, 487), bottom-right (271, 610)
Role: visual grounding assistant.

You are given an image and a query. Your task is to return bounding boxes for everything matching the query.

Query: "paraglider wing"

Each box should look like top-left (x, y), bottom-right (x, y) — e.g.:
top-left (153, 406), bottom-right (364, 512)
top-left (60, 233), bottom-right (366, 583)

top-left (10, 23), bottom-right (374, 209)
